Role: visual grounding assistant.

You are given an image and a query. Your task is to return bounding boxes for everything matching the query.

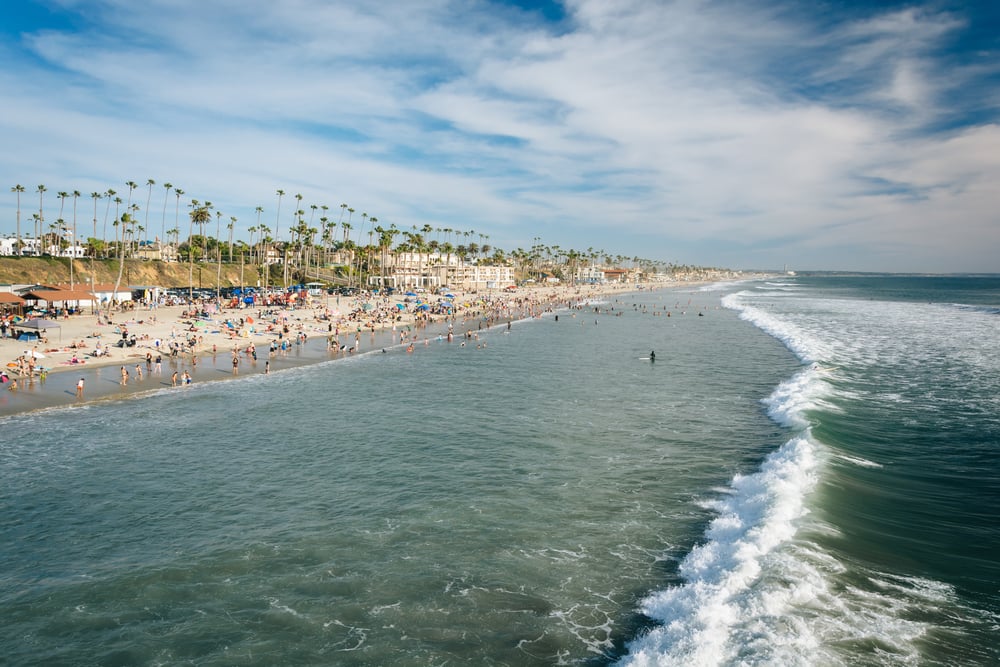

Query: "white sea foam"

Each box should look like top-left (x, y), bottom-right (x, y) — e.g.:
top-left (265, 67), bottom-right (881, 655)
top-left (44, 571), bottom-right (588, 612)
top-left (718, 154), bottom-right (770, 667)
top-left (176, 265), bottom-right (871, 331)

top-left (721, 292), bottom-right (830, 364)
top-left (616, 290), bottom-right (869, 666)
top-left (615, 349), bottom-right (827, 665)
top-left (615, 284), bottom-right (968, 666)
top-left (617, 435), bottom-right (820, 666)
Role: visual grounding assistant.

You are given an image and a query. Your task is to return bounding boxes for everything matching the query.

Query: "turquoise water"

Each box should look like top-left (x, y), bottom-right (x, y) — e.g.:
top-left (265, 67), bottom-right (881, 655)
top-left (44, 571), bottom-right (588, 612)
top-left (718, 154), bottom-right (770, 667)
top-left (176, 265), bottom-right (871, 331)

top-left (2, 277), bottom-right (998, 665)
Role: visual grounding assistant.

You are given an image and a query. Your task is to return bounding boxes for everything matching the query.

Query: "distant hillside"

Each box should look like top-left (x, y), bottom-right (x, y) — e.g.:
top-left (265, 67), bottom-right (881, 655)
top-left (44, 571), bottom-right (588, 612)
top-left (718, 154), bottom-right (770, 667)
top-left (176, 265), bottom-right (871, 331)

top-left (0, 257), bottom-right (262, 289)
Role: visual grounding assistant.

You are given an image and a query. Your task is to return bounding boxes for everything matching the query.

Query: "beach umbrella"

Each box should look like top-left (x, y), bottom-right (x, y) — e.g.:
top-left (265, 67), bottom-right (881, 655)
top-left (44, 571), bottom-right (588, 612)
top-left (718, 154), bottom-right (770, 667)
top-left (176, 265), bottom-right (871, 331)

top-left (396, 303), bottom-right (406, 310)
top-left (25, 350), bottom-right (45, 359)
top-left (444, 293), bottom-right (455, 298)
top-left (405, 291), bottom-right (418, 296)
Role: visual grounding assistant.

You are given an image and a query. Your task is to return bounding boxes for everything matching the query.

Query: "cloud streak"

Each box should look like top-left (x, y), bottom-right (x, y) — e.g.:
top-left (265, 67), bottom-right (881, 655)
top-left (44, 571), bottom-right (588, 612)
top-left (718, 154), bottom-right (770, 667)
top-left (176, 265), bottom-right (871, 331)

top-left (1, 0), bottom-right (998, 272)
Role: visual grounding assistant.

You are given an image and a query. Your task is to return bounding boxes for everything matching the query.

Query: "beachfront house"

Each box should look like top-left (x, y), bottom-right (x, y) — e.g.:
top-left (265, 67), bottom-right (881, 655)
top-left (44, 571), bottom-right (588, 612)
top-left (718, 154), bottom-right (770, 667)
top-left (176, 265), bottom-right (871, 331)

top-left (0, 237), bottom-right (41, 256)
top-left (442, 263), bottom-right (516, 291)
top-left (135, 240), bottom-right (178, 263)
top-left (376, 252), bottom-right (516, 292)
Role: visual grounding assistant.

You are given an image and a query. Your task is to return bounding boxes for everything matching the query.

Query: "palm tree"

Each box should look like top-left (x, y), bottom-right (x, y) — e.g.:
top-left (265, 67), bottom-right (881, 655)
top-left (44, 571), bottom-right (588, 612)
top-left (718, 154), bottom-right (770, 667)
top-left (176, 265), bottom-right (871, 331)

top-left (143, 179), bottom-right (155, 249)
top-left (288, 194), bottom-right (303, 285)
top-left (200, 202), bottom-right (213, 263)
top-left (215, 210), bottom-right (224, 301)
top-left (125, 181), bottom-right (137, 215)
top-left (345, 208), bottom-right (355, 242)
top-left (173, 187), bottom-right (184, 262)
top-left (57, 191), bottom-right (68, 230)
top-left (35, 185), bottom-right (47, 251)
top-left (90, 192), bottom-right (101, 259)
top-left (274, 189), bottom-right (284, 243)
top-left (254, 206), bottom-right (264, 264)
top-left (70, 191), bottom-right (80, 287)
top-left (108, 209), bottom-right (135, 317)
top-left (227, 216), bottom-right (236, 263)
top-left (188, 202), bottom-right (210, 300)
top-left (10, 185), bottom-right (25, 256)
top-left (161, 182), bottom-right (172, 250)
top-left (273, 190), bottom-right (285, 287)
top-left (102, 189), bottom-right (116, 258)
top-left (247, 225), bottom-right (257, 265)
top-left (111, 197), bottom-right (123, 258)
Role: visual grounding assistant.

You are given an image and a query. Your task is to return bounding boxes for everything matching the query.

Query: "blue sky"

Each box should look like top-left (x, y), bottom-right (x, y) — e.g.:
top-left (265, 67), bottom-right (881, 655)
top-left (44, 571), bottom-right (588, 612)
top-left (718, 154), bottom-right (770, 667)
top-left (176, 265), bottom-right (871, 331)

top-left (2, 0), bottom-right (998, 273)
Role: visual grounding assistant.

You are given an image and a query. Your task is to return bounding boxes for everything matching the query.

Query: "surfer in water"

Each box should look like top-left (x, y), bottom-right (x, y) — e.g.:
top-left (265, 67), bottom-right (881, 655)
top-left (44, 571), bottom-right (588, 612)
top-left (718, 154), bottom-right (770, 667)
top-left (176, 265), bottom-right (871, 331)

top-left (649, 350), bottom-right (655, 362)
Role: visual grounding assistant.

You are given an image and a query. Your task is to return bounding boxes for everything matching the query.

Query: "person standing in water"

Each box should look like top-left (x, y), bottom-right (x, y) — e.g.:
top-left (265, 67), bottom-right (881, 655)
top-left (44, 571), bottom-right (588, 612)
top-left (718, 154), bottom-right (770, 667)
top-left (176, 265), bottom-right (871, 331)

top-left (649, 350), bottom-right (656, 362)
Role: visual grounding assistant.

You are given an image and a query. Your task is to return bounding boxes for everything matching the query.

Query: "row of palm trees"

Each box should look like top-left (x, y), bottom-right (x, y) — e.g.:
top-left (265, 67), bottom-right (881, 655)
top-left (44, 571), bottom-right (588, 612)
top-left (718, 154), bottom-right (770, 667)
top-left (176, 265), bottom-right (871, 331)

top-left (9, 182), bottom-right (694, 288)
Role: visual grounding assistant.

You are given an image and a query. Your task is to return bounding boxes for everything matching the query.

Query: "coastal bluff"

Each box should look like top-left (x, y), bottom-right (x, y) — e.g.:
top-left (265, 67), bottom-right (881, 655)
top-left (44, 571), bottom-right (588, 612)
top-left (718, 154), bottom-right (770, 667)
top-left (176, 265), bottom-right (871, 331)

top-left (0, 257), bottom-right (252, 288)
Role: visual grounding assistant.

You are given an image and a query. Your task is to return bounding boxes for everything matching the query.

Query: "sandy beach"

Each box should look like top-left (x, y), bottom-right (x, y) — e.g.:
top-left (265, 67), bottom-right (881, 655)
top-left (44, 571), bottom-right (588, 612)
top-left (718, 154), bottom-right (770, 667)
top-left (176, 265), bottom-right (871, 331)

top-left (0, 282), bottom-right (668, 416)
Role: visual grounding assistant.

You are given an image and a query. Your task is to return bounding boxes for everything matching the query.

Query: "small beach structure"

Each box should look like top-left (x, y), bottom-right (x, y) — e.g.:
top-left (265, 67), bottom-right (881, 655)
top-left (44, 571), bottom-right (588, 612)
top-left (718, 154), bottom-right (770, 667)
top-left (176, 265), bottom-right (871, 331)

top-left (15, 317), bottom-right (62, 341)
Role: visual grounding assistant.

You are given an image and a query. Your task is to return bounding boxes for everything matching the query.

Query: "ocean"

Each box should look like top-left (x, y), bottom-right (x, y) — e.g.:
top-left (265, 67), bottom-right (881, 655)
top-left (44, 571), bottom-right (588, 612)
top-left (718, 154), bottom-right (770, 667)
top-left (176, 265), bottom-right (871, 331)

top-left (1, 275), bottom-right (998, 666)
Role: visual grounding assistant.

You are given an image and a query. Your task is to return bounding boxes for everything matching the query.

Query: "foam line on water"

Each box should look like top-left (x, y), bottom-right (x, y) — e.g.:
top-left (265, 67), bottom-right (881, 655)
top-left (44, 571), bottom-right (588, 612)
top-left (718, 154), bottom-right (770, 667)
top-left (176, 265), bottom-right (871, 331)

top-left (618, 434), bottom-right (819, 666)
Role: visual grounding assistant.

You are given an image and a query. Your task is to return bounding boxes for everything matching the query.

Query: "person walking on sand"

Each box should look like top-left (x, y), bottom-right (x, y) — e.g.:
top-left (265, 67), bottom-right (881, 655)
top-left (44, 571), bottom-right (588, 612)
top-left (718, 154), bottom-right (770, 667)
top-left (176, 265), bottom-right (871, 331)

top-left (76, 377), bottom-right (84, 398)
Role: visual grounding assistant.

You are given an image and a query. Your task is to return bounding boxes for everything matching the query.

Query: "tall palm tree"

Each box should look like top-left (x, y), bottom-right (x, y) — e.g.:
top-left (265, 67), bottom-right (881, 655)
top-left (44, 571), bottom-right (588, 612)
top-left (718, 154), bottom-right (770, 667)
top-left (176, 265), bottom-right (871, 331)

top-left (201, 202), bottom-right (213, 264)
top-left (273, 190), bottom-right (285, 287)
top-left (345, 208), bottom-right (355, 243)
top-left (215, 210), bottom-right (224, 301)
top-left (143, 179), bottom-right (154, 249)
top-left (90, 192), bottom-right (101, 259)
top-left (161, 182), bottom-right (172, 250)
top-left (228, 216), bottom-right (236, 263)
top-left (254, 206), bottom-right (264, 265)
top-left (57, 191), bottom-right (68, 229)
top-left (247, 226), bottom-right (256, 265)
top-left (124, 181), bottom-right (137, 216)
top-left (10, 185), bottom-right (25, 256)
top-left (30, 214), bottom-right (40, 254)
top-left (288, 194), bottom-right (303, 285)
top-left (70, 191), bottom-right (80, 287)
top-left (108, 209), bottom-right (135, 317)
top-left (274, 189), bottom-right (285, 243)
top-left (35, 185), bottom-right (47, 251)
top-left (102, 189), bottom-right (116, 258)
top-left (173, 187), bottom-right (183, 262)
top-left (111, 197), bottom-right (123, 258)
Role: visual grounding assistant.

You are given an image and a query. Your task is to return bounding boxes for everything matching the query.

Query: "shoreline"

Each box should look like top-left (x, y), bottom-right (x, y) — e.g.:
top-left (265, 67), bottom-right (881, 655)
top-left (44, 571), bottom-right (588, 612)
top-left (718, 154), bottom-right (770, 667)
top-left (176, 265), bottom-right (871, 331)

top-left (0, 280), bottom-right (740, 417)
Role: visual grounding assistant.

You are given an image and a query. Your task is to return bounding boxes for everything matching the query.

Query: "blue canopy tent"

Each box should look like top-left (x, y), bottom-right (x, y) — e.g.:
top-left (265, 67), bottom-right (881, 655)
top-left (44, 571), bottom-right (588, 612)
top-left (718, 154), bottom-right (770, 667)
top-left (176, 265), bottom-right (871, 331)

top-left (15, 318), bottom-right (62, 341)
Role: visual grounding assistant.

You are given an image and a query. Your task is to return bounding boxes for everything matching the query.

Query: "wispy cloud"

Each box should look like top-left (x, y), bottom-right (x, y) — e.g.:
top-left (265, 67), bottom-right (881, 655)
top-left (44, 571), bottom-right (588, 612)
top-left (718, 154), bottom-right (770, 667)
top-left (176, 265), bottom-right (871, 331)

top-left (1, 0), bottom-right (997, 272)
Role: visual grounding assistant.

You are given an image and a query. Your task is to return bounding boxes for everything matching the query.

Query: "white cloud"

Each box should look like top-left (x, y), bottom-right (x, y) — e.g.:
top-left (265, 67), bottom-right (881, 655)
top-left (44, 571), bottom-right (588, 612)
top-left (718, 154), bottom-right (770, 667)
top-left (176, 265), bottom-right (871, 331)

top-left (0, 0), bottom-right (997, 272)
